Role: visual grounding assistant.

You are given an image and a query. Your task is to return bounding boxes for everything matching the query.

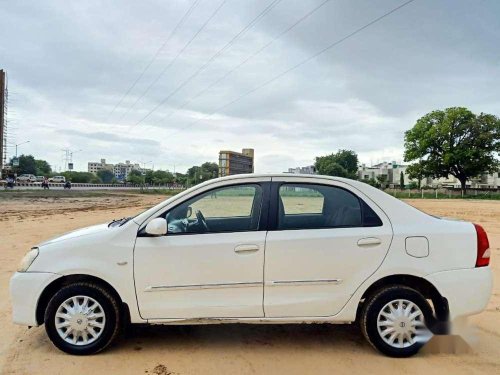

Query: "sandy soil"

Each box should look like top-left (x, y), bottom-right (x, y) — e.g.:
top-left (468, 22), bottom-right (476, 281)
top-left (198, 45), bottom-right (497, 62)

top-left (0, 193), bottom-right (498, 374)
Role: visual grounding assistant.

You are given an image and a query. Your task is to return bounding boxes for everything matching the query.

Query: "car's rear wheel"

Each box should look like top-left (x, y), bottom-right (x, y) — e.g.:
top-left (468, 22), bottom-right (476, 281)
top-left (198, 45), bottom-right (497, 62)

top-left (360, 285), bottom-right (433, 357)
top-left (44, 282), bottom-right (121, 355)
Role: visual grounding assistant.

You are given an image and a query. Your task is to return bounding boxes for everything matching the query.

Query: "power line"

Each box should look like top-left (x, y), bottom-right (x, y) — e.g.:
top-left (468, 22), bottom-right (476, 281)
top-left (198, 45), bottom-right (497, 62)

top-left (106, 0), bottom-right (201, 119)
top-left (152, 0), bottom-right (332, 129)
top-left (162, 0), bottom-right (417, 137)
top-left (130, 0), bottom-right (283, 130)
top-left (117, 0), bottom-right (227, 124)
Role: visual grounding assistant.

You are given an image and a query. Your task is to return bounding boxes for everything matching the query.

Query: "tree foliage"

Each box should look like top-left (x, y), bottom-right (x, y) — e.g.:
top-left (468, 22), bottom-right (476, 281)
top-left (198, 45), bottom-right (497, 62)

top-left (404, 107), bottom-right (500, 192)
top-left (127, 169), bottom-right (145, 185)
top-left (186, 162), bottom-right (218, 185)
top-left (35, 159), bottom-right (52, 175)
top-left (145, 170), bottom-right (175, 184)
top-left (315, 150), bottom-right (358, 179)
top-left (97, 169), bottom-right (115, 183)
top-left (399, 171), bottom-right (405, 190)
top-left (61, 171), bottom-right (99, 183)
top-left (9, 154), bottom-right (52, 175)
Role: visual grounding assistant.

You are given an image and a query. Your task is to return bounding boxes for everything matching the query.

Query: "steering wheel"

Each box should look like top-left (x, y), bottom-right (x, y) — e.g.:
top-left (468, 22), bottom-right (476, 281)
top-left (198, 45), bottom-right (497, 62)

top-left (195, 209), bottom-right (209, 232)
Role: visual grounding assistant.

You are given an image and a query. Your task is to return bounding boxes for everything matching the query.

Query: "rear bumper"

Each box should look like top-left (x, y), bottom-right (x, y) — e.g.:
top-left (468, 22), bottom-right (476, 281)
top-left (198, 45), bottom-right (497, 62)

top-left (9, 271), bottom-right (61, 326)
top-left (425, 267), bottom-right (493, 320)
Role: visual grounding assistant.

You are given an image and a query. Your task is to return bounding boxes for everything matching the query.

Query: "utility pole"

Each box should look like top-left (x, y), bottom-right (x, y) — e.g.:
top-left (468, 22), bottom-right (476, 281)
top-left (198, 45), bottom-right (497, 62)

top-left (61, 148), bottom-right (82, 171)
top-left (15, 140), bottom-right (30, 157)
top-left (0, 70), bottom-right (6, 171)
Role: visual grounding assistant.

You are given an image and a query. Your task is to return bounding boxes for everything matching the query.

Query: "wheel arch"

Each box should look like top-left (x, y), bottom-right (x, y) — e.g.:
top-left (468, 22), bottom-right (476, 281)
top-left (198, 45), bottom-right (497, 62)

top-left (36, 274), bottom-right (130, 326)
top-left (355, 274), bottom-right (449, 323)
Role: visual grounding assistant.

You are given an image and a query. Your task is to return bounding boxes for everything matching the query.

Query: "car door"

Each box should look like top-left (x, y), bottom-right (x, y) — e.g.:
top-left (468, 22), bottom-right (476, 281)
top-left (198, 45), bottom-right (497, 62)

top-left (134, 181), bottom-right (270, 320)
top-left (264, 177), bottom-right (392, 317)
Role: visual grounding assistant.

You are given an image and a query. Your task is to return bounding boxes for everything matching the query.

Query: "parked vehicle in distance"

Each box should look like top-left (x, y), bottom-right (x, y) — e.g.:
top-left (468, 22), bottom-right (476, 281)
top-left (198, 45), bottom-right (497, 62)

top-left (17, 174), bottom-right (37, 183)
top-left (48, 176), bottom-right (66, 183)
top-left (10, 174), bottom-right (492, 357)
top-left (36, 176), bottom-right (45, 182)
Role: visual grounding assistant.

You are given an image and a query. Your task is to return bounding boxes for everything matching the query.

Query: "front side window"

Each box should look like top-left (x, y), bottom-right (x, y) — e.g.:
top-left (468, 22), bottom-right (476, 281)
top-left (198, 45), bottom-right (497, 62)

top-left (278, 183), bottom-right (381, 230)
top-left (166, 184), bottom-right (263, 234)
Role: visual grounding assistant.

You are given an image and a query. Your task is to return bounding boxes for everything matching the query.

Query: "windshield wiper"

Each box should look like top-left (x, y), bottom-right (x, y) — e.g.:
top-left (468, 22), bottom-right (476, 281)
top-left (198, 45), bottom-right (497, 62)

top-left (108, 217), bottom-right (131, 227)
top-left (119, 217), bottom-right (132, 226)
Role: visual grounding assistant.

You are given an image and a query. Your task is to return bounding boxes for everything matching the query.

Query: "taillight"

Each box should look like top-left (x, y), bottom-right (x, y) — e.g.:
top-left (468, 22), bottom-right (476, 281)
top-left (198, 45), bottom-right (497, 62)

top-left (474, 223), bottom-right (490, 267)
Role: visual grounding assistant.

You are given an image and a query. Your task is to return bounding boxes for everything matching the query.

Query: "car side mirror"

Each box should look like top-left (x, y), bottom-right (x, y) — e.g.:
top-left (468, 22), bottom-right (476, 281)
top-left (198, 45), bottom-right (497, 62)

top-left (144, 217), bottom-right (167, 236)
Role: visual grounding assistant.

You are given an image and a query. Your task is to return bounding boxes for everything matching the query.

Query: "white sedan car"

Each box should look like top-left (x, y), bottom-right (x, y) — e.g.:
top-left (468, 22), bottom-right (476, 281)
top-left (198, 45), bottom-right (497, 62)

top-left (10, 174), bottom-right (492, 357)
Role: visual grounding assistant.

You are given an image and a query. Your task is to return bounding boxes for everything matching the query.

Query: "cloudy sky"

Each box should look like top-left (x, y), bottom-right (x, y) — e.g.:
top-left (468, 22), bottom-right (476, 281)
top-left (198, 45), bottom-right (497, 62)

top-left (1, 0), bottom-right (499, 173)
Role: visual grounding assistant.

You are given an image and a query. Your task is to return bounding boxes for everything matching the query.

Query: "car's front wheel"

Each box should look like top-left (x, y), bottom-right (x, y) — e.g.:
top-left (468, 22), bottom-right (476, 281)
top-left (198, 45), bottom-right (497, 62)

top-left (44, 282), bottom-right (121, 355)
top-left (360, 285), bottom-right (433, 357)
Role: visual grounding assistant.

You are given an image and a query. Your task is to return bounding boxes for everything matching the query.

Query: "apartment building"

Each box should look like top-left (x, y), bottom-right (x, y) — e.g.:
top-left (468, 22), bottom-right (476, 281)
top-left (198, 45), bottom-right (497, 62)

top-left (218, 148), bottom-right (254, 177)
top-left (87, 159), bottom-right (113, 174)
top-left (88, 159), bottom-right (148, 181)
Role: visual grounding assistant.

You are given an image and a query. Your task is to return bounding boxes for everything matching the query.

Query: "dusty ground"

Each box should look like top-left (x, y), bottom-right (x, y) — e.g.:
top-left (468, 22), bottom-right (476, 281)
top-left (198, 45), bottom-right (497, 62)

top-left (0, 192), bottom-right (499, 374)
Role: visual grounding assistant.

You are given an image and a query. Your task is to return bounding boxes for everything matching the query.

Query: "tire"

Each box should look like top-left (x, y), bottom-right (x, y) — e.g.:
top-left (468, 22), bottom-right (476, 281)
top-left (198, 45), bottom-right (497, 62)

top-left (44, 282), bottom-right (121, 355)
top-left (360, 285), bottom-right (433, 357)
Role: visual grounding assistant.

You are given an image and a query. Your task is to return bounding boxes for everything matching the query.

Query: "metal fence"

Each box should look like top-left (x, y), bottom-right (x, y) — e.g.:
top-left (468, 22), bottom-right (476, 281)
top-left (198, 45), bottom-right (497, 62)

top-left (385, 188), bottom-right (500, 199)
top-left (2, 182), bottom-right (185, 190)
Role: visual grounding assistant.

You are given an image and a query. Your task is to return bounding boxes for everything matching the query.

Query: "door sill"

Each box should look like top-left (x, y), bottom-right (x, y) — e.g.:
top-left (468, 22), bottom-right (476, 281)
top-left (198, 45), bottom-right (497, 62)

top-left (146, 317), bottom-right (352, 325)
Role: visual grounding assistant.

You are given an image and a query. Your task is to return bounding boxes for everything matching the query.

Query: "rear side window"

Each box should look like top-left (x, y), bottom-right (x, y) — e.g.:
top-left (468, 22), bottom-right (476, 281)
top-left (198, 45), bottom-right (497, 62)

top-left (277, 183), bottom-right (382, 230)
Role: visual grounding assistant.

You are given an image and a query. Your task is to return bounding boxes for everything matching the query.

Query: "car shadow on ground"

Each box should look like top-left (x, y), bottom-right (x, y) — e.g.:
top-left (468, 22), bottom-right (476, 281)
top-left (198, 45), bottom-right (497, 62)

top-left (118, 323), bottom-right (368, 353)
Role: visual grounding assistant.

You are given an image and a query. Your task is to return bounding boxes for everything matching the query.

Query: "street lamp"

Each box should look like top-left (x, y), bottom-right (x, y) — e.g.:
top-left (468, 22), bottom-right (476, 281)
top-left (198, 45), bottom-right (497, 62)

top-left (15, 140), bottom-right (30, 157)
top-left (138, 160), bottom-right (152, 170)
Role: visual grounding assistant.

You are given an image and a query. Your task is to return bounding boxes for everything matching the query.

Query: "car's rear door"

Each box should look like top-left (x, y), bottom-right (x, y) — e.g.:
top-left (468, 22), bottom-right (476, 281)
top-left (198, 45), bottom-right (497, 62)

top-left (134, 179), bottom-right (271, 320)
top-left (264, 177), bottom-right (392, 317)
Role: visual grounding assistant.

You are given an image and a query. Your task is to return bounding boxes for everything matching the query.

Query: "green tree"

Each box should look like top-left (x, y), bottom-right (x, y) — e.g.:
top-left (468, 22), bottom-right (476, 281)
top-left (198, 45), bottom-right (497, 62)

top-left (144, 170), bottom-right (154, 184)
top-left (376, 174), bottom-right (388, 189)
top-left (186, 162), bottom-right (219, 185)
top-left (361, 177), bottom-right (379, 188)
top-left (399, 171), bottom-right (405, 190)
top-left (35, 159), bottom-right (52, 175)
top-left (151, 170), bottom-right (174, 184)
top-left (61, 171), bottom-right (96, 183)
top-left (127, 170), bottom-right (144, 185)
top-left (10, 154), bottom-right (37, 175)
top-left (97, 169), bottom-right (114, 183)
top-left (315, 149), bottom-right (358, 179)
top-left (404, 107), bottom-right (500, 193)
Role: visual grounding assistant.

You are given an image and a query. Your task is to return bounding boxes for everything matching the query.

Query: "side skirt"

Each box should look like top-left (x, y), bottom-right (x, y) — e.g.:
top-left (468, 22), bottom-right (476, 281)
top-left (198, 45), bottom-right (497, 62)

top-left (146, 317), bottom-right (353, 325)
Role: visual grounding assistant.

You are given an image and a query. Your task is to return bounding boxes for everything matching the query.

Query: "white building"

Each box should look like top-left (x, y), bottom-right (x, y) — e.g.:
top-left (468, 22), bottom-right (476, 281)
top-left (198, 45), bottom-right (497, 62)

top-left (286, 166), bottom-right (317, 175)
top-left (88, 159), bottom-right (149, 182)
top-left (358, 162), bottom-right (500, 189)
top-left (88, 159), bottom-right (113, 174)
top-left (113, 161), bottom-right (145, 182)
top-left (358, 162), bottom-right (414, 187)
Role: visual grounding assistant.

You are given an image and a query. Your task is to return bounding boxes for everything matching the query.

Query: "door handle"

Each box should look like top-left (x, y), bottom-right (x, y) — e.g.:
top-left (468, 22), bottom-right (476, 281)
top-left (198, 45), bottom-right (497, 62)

top-left (357, 237), bottom-right (382, 247)
top-left (234, 244), bottom-right (260, 253)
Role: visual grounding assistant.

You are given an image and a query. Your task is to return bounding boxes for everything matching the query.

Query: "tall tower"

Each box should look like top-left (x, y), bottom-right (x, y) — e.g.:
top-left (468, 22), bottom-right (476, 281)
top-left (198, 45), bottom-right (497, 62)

top-left (0, 70), bottom-right (6, 171)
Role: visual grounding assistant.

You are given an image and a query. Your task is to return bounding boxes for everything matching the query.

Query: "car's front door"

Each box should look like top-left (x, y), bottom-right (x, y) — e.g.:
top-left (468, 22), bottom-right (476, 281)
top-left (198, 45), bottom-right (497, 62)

top-left (264, 178), bottom-right (392, 317)
top-left (134, 181), bottom-right (269, 320)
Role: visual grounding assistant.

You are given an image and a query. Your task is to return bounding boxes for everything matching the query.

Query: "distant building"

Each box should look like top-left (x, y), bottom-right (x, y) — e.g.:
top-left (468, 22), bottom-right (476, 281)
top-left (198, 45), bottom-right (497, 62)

top-left (88, 159), bottom-right (113, 174)
top-left (358, 161), bottom-right (500, 188)
top-left (88, 158), bottom-right (149, 182)
top-left (286, 165), bottom-right (317, 175)
top-left (218, 148), bottom-right (254, 177)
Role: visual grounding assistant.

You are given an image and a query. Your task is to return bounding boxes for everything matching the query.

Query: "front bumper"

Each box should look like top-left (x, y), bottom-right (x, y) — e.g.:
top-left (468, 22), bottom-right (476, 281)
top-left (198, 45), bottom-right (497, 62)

top-left (425, 267), bottom-right (493, 320)
top-left (9, 271), bottom-right (61, 326)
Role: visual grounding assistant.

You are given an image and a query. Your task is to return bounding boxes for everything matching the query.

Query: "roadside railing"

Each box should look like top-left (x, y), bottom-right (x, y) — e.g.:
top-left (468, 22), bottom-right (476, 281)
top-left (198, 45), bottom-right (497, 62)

top-left (2, 182), bottom-right (185, 190)
top-left (385, 188), bottom-right (500, 199)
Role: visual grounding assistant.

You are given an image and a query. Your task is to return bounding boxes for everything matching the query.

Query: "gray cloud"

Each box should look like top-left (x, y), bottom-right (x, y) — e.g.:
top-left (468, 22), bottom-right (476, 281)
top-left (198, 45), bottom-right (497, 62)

top-left (2, 0), bottom-right (499, 172)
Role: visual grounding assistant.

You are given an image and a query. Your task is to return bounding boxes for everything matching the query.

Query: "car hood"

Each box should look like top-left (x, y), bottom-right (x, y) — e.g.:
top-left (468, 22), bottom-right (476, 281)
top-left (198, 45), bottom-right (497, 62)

top-left (37, 223), bottom-right (110, 246)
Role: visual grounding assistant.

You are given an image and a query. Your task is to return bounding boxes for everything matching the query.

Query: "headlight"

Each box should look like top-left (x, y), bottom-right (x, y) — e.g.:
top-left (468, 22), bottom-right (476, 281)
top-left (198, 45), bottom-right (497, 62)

top-left (17, 248), bottom-right (39, 272)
